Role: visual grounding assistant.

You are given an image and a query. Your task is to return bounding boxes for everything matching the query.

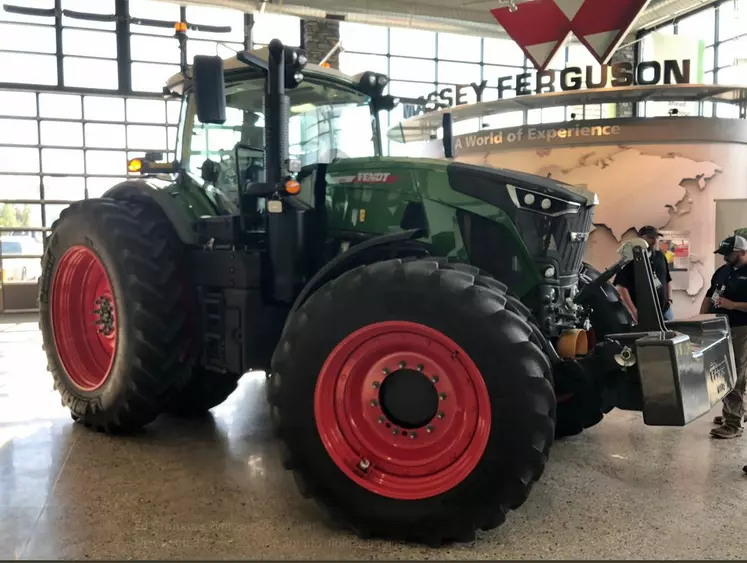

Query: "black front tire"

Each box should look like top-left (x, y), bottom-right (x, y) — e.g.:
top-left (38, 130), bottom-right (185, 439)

top-left (579, 262), bottom-right (633, 339)
top-left (268, 258), bottom-right (555, 545)
top-left (38, 198), bottom-right (192, 433)
top-left (554, 262), bottom-right (634, 438)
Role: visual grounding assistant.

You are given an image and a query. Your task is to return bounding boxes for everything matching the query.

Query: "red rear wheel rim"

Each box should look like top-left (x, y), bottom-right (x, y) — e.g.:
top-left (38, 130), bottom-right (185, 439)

top-left (314, 321), bottom-right (491, 501)
top-left (51, 245), bottom-right (117, 391)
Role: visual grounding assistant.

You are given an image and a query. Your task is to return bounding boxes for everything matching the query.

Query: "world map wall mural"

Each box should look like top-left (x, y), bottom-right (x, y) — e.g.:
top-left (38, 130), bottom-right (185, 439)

top-left (437, 126), bottom-right (747, 319)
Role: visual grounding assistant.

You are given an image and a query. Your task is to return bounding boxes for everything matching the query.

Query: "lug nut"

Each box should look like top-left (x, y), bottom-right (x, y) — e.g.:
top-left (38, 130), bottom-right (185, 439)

top-left (382, 368), bottom-right (390, 375)
top-left (378, 416), bottom-right (385, 424)
top-left (437, 411), bottom-right (445, 420)
top-left (417, 364), bottom-right (424, 372)
top-left (372, 381), bottom-right (380, 389)
top-left (431, 375), bottom-right (439, 383)
top-left (426, 425), bottom-right (434, 433)
top-left (399, 361), bottom-right (406, 369)
top-left (439, 392), bottom-right (447, 401)
top-left (392, 428), bottom-right (399, 436)
top-left (359, 458), bottom-right (370, 471)
top-left (370, 399), bottom-right (378, 407)
top-left (409, 432), bottom-right (417, 439)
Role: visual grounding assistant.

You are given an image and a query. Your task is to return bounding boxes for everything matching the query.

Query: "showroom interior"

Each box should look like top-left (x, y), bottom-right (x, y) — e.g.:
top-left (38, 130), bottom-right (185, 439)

top-left (2, 0), bottom-right (747, 559)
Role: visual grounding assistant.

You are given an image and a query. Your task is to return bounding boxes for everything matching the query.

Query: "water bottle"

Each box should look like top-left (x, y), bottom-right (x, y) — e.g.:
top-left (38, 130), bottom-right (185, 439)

top-left (712, 285), bottom-right (725, 308)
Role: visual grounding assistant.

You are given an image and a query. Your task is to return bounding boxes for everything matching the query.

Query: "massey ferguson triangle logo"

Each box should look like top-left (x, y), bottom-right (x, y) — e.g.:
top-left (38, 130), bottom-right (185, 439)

top-left (491, 0), bottom-right (652, 70)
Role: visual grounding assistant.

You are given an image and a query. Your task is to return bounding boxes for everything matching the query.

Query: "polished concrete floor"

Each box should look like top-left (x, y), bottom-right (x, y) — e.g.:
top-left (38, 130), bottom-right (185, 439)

top-left (1, 313), bottom-right (746, 560)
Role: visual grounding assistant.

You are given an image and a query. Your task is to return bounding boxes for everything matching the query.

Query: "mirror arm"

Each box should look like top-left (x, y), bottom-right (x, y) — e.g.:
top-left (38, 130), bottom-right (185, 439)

top-left (237, 50), bottom-right (269, 72)
top-left (244, 182), bottom-right (277, 197)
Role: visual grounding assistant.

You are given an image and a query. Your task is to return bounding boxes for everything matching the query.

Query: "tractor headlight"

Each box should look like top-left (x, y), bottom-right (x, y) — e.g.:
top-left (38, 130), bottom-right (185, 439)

top-left (506, 184), bottom-right (581, 217)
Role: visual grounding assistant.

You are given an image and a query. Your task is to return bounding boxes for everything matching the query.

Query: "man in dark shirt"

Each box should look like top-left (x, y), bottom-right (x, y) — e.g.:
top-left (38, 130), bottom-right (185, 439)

top-left (614, 226), bottom-right (674, 322)
top-left (701, 235), bottom-right (747, 439)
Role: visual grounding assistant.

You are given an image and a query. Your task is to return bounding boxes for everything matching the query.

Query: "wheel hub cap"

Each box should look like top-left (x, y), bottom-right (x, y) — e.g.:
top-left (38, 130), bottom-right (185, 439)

top-left (94, 296), bottom-right (115, 336)
top-left (379, 368), bottom-right (439, 430)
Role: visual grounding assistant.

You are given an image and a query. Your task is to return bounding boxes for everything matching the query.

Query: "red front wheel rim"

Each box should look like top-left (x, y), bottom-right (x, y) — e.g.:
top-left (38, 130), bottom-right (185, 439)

top-left (51, 245), bottom-right (117, 391)
top-left (314, 321), bottom-right (491, 501)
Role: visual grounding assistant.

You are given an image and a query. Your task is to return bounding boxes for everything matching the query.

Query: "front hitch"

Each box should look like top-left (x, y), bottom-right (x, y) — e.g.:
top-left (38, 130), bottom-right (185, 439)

top-left (575, 238), bottom-right (736, 425)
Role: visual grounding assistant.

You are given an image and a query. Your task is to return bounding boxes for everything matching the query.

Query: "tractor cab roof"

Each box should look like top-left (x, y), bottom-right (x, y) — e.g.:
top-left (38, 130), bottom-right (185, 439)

top-left (165, 46), bottom-right (367, 97)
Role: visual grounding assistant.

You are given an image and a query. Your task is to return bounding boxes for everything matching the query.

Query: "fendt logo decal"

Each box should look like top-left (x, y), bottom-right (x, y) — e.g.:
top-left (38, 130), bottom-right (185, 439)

top-left (491, 0), bottom-right (651, 70)
top-left (329, 173), bottom-right (398, 185)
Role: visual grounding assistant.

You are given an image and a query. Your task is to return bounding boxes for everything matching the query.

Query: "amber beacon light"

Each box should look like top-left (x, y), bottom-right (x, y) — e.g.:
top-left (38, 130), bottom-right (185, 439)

top-left (284, 179), bottom-right (301, 195)
top-left (127, 158), bottom-right (143, 173)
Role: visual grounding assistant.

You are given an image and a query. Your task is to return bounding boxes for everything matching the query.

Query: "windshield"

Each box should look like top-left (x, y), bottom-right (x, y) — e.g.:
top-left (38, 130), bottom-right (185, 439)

top-left (184, 74), bottom-right (377, 197)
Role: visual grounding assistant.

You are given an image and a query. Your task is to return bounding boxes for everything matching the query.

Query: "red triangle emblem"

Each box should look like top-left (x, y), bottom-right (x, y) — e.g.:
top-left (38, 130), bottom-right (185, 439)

top-left (491, 0), bottom-right (652, 70)
top-left (572, 0), bottom-right (651, 65)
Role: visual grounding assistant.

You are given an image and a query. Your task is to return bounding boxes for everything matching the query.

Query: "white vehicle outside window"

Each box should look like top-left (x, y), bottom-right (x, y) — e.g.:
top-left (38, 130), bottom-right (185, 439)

top-left (0, 235), bottom-right (43, 282)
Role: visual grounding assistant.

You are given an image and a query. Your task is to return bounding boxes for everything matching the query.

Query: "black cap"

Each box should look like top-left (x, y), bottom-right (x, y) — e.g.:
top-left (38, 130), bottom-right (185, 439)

top-left (715, 235), bottom-right (747, 255)
top-left (638, 225), bottom-right (661, 237)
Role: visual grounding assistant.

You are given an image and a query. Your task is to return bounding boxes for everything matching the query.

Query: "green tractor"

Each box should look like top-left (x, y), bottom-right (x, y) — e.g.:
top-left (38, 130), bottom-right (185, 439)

top-left (38, 39), bottom-right (737, 544)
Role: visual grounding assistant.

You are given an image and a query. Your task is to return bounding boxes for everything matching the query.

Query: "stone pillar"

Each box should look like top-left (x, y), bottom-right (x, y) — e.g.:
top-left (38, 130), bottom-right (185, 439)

top-left (300, 18), bottom-right (341, 69)
top-left (609, 36), bottom-right (637, 118)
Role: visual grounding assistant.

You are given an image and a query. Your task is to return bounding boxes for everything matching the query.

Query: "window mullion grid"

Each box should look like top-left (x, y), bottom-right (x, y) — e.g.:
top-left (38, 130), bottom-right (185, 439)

top-left (35, 91), bottom-right (47, 236)
top-left (81, 94), bottom-right (90, 200)
top-left (55, 0), bottom-right (64, 88)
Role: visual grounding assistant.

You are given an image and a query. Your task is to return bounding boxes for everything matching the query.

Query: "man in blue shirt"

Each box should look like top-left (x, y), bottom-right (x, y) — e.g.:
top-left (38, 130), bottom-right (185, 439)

top-left (701, 235), bottom-right (747, 439)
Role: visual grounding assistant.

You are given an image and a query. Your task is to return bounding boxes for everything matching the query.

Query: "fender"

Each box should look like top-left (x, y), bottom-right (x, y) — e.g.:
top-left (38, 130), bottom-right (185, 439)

top-left (288, 228), bottom-right (429, 318)
top-left (102, 179), bottom-right (216, 246)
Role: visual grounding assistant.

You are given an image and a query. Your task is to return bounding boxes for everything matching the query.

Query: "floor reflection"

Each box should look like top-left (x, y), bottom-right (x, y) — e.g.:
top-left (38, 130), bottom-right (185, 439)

top-left (1, 313), bottom-right (746, 560)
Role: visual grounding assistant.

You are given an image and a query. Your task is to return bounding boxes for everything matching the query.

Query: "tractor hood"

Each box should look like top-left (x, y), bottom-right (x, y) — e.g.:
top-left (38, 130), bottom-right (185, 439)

top-left (325, 157), bottom-right (598, 210)
top-left (446, 162), bottom-right (598, 210)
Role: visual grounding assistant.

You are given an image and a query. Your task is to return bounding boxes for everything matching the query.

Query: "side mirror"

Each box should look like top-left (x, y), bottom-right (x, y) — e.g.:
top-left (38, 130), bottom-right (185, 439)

top-left (193, 55), bottom-right (226, 125)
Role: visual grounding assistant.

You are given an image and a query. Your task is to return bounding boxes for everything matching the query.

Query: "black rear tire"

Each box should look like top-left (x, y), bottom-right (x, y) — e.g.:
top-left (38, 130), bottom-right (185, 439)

top-left (165, 369), bottom-right (241, 417)
top-left (268, 258), bottom-right (555, 545)
top-left (38, 198), bottom-right (192, 434)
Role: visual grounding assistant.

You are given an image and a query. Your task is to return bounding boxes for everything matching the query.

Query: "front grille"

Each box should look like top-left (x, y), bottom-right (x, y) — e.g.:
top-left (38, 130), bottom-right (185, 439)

top-left (558, 207), bottom-right (594, 277)
top-left (456, 210), bottom-right (526, 292)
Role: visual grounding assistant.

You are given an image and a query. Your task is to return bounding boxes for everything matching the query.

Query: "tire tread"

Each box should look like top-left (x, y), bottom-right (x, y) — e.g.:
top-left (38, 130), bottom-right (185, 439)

top-left (39, 198), bottom-right (192, 434)
top-left (268, 258), bottom-right (555, 545)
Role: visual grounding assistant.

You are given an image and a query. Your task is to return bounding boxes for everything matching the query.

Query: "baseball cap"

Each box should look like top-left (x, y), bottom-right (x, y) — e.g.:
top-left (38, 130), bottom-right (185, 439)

top-left (638, 225), bottom-right (661, 237)
top-left (715, 235), bottom-right (747, 255)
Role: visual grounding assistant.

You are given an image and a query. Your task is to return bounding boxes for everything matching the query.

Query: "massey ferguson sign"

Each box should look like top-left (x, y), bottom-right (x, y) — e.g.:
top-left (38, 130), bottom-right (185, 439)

top-left (491, 0), bottom-right (652, 70)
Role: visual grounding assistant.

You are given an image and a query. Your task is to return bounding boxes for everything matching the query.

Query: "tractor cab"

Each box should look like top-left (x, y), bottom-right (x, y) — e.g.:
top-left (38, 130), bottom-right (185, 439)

top-left (157, 47), bottom-right (396, 211)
